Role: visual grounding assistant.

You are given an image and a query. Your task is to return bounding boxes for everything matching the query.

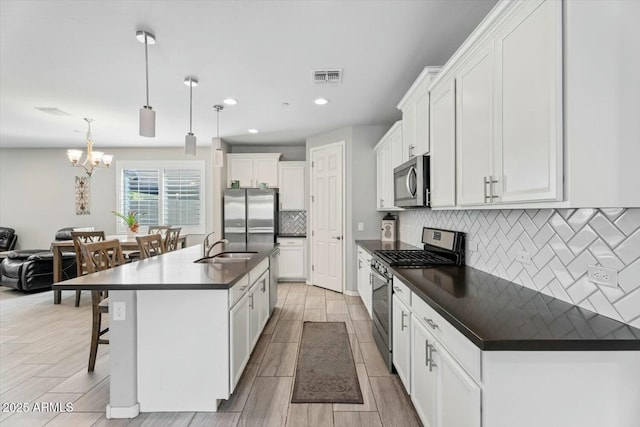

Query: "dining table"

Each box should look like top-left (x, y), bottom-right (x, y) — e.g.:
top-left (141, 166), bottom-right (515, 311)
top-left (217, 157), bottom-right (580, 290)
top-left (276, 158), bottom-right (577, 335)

top-left (51, 234), bottom-right (187, 304)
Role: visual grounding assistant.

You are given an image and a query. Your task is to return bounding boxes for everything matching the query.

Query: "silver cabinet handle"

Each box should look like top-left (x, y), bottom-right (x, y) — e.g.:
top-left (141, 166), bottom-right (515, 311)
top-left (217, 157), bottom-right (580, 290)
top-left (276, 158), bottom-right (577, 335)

top-left (423, 317), bottom-right (438, 330)
top-left (249, 293), bottom-right (254, 309)
top-left (261, 280), bottom-right (266, 292)
top-left (358, 260), bottom-right (363, 269)
top-left (393, 286), bottom-right (401, 293)
top-left (380, 198), bottom-right (384, 208)
top-left (425, 339), bottom-right (430, 367)
top-left (489, 175), bottom-right (498, 201)
top-left (427, 343), bottom-right (437, 372)
top-left (401, 310), bottom-right (408, 331)
top-left (240, 285), bottom-right (248, 291)
top-left (484, 176), bottom-right (490, 203)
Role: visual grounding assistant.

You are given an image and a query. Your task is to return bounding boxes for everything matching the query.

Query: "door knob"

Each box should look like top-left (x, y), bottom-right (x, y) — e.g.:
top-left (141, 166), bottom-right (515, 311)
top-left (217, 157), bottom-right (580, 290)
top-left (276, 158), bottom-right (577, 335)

top-left (332, 236), bottom-right (342, 240)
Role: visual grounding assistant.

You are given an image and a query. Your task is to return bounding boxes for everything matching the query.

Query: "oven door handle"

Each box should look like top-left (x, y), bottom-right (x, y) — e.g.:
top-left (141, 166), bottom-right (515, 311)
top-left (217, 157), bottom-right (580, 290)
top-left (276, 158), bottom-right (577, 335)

top-left (370, 267), bottom-right (390, 288)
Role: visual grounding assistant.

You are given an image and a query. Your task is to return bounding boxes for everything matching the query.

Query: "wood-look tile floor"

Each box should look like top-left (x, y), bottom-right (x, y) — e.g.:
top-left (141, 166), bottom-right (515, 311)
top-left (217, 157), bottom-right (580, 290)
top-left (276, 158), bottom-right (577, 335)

top-left (0, 284), bottom-right (422, 427)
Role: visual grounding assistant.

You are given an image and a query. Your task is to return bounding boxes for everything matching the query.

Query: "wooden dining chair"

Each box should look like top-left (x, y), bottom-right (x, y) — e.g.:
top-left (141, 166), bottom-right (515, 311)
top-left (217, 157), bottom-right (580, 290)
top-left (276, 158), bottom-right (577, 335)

top-left (71, 231), bottom-right (105, 307)
top-left (135, 234), bottom-right (166, 260)
top-left (80, 239), bottom-right (126, 372)
top-left (148, 225), bottom-right (171, 239)
top-left (165, 227), bottom-right (182, 252)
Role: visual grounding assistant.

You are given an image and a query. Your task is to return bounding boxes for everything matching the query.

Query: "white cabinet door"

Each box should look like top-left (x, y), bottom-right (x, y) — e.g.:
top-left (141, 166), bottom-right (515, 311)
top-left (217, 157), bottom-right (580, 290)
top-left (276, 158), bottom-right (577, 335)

top-left (278, 162), bottom-right (306, 210)
top-left (228, 157), bottom-right (254, 188)
top-left (414, 89), bottom-right (430, 156)
top-left (438, 342), bottom-right (481, 427)
top-left (456, 41), bottom-right (494, 206)
top-left (376, 148), bottom-right (386, 210)
top-left (229, 293), bottom-right (250, 391)
top-left (392, 295), bottom-right (411, 392)
top-left (495, 0), bottom-right (562, 203)
top-left (430, 79), bottom-right (457, 208)
top-left (257, 271), bottom-right (270, 330)
top-left (402, 103), bottom-right (416, 162)
top-left (248, 284), bottom-right (261, 349)
top-left (382, 142), bottom-right (395, 209)
top-left (390, 125), bottom-right (404, 169)
top-left (357, 255), bottom-right (372, 317)
top-left (278, 243), bottom-right (305, 279)
top-left (411, 317), bottom-right (437, 427)
top-left (254, 157), bottom-right (279, 188)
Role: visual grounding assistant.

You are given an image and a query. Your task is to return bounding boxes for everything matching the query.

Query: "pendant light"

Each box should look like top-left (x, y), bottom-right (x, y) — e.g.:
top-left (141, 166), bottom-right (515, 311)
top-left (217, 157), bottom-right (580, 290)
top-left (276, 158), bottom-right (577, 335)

top-left (184, 77), bottom-right (198, 155)
top-left (213, 104), bottom-right (224, 167)
top-left (137, 30), bottom-right (156, 137)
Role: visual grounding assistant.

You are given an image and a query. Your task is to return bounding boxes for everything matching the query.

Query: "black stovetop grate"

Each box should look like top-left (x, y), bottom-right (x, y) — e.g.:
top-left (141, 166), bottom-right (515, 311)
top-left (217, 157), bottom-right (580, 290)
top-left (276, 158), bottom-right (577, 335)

top-left (375, 250), bottom-right (455, 267)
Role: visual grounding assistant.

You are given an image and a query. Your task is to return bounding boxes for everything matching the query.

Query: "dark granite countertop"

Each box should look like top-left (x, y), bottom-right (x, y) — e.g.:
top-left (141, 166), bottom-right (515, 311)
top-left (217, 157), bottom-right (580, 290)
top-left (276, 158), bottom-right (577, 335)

top-left (356, 240), bottom-right (640, 351)
top-left (53, 243), bottom-right (277, 291)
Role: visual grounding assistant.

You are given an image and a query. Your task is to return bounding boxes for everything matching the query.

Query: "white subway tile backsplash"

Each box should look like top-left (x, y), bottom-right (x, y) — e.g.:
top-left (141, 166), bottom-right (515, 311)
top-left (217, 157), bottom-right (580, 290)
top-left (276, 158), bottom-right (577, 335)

top-left (399, 208), bottom-right (640, 324)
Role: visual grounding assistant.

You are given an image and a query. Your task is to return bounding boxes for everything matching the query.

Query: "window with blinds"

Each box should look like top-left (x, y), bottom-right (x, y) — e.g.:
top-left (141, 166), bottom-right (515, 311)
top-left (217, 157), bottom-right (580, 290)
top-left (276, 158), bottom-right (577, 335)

top-left (116, 161), bottom-right (205, 234)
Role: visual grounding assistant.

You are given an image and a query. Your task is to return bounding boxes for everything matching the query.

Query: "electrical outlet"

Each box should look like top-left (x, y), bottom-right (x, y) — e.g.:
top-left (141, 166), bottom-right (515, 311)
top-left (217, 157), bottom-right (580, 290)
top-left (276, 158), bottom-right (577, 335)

top-left (113, 302), bottom-right (126, 321)
top-left (516, 250), bottom-right (531, 265)
top-left (588, 265), bottom-right (618, 288)
top-left (358, 222), bottom-right (364, 231)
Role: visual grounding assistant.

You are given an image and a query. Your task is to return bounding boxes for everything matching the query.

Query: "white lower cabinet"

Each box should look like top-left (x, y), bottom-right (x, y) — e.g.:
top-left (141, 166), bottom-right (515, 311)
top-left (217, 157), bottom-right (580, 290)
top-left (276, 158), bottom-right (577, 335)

top-left (392, 294), bottom-right (411, 391)
top-left (229, 261), bottom-right (270, 392)
top-left (357, 248), bottom-right (372, 317)
top-left (277, 237), bottom-right (306, 280)
top-left (229, 292), bottom-right (250, 391)
top-left (410, 314), bottom-right (481, 427)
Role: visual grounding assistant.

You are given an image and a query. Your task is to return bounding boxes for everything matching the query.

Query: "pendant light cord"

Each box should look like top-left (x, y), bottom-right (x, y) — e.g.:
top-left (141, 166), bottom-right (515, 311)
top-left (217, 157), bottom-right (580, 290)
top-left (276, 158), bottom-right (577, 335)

top-left (189, 82), bottom-right (193, 133)
top-left (144, 34), bottom-right (150, 107)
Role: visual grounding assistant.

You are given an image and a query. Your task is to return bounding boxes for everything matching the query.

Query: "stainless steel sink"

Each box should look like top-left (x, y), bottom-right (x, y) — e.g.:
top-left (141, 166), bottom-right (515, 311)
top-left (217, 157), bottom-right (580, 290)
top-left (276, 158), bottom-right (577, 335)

top-left (194, 252), bottom-right (258, 263)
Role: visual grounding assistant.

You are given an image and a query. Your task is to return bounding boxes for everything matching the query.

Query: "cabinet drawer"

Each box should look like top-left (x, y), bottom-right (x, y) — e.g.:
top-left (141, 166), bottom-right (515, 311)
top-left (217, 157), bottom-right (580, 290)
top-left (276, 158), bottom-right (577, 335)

top-left (229, 274), bottom-right (250, 308)
top-left (392, 276), bottom-right (412, 307)
top-left (412, 296), bottom-right (481, 382)
top-left (357, 246), bottom-right (372, 263)
top-left (249, 258), bottom-right (269, 285)
top-left (277, 238), bottom-right (304, 247)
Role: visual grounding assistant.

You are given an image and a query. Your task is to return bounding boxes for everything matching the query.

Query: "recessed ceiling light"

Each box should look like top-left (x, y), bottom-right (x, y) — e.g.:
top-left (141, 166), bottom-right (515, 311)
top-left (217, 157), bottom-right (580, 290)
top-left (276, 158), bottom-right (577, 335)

top-left (282, 102), bottom-right (290, 107)
top-left (248, 129), bottom-right (259, 134)
top-left (314, 98), bottom-right (329, 105)
top-left (223, 98), bottom-right (238, 105)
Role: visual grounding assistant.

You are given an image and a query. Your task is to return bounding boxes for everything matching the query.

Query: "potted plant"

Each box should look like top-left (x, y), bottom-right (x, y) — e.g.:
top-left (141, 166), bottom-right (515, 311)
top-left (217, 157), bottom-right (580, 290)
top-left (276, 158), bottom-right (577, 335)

top-left (112, 210), bottom-right (144, 237)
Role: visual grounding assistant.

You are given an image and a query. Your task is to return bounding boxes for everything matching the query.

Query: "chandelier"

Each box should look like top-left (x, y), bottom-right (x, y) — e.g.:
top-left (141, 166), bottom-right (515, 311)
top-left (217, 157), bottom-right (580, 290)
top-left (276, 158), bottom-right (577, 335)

top-left (66, 118), bottom-right (113, 177)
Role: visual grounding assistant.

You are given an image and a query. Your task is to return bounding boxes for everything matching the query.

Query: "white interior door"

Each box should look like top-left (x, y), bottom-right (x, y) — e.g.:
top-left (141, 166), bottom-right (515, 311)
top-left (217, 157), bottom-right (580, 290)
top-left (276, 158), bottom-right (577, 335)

top-left (310, 142), bottom-right (344, 293)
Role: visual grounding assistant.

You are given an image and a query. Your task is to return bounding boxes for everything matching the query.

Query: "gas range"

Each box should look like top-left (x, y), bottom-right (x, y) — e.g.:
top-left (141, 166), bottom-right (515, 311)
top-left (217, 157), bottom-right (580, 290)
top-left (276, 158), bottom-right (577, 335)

top-left (372, 227), bottom-right (465, 275)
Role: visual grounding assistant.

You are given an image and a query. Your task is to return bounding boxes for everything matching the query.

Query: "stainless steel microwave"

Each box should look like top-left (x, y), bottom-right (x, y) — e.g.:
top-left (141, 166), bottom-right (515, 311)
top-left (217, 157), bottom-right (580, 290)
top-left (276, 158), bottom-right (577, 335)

top-left (393, 155), bottom-right (430, 207)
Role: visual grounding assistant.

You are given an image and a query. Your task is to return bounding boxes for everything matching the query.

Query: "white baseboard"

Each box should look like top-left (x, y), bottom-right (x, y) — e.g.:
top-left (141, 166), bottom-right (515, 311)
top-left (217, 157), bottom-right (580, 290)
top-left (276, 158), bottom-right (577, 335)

top-left (344, 290), bottom-right (359, 297)
top-left (106, 403), bottom-right (140, 419)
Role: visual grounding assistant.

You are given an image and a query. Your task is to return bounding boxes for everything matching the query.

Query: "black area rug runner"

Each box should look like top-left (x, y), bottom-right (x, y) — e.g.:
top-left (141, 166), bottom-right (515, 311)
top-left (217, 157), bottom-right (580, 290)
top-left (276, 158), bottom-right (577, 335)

top-left (291, 321), bottom-right (363, 404)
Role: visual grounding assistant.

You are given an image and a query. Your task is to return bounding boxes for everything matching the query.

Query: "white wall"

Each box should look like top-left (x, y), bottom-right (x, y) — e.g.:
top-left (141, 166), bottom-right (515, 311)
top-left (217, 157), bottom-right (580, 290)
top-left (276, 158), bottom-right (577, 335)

top-left (306, 125), bottom-right (387, 293)
top-left (0, 146), bottom-right (216, 249)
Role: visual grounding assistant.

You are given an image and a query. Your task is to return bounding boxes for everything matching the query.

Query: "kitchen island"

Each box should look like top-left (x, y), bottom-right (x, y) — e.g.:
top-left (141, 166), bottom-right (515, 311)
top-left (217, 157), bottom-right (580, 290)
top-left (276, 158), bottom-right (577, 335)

top-left (53, 243), bottom-right (277, 419)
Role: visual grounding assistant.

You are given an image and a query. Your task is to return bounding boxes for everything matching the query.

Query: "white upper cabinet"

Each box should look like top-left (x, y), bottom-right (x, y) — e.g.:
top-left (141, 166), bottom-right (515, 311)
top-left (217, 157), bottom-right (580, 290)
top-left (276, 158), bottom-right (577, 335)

top-left (397, 67), bottom-right (440, 162)
top-left (427, 0), bottom-right (562, 208)
top-left (374, 121), bottom-right (403, 211)
top-left (494, 0), bottom-right (562, 203)
top-left (227, 153), bottom-right (281, 188)
top-left (456, 41), bottom-right (495, 206)
top-left (278, 162), bottom-right (306, 211)
top-left (429, 78), bottom-right (457, 208)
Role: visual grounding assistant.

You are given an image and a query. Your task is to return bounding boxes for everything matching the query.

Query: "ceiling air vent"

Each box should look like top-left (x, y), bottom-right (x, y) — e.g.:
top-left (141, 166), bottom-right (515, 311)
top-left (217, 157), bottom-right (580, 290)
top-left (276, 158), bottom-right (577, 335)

top-left (34, 107), bottom-right (71, 116)
top-left (312, 69), bottom-right (343, 84)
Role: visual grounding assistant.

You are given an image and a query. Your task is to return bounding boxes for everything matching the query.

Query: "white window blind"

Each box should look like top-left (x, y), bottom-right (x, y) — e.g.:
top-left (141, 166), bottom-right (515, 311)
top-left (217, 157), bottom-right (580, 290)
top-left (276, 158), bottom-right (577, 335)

top-left (116, 161), bottom-right (205, 234)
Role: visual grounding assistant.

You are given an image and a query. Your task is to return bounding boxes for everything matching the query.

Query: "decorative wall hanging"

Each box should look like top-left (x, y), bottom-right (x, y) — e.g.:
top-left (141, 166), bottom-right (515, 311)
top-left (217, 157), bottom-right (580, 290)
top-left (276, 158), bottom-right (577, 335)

top-left (75, 176), bottom-right (90, 215)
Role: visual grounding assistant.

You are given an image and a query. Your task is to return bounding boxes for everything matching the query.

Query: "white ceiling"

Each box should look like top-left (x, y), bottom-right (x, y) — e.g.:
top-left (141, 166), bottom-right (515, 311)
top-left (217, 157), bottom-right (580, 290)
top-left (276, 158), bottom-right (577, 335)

top-left (0, 0), bottom-right (497, 148)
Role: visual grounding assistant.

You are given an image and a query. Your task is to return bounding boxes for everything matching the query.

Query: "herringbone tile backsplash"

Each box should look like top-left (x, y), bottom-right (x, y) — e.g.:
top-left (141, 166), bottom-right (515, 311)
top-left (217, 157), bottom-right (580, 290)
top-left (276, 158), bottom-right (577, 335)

top-left (280, 211), bottom-right (307, 235)
top-left (399, 208), bottom-right (640, 327)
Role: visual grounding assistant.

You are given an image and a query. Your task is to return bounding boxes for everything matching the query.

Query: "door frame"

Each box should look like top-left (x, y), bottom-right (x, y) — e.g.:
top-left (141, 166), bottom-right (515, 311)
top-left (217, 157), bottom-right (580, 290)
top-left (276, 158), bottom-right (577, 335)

top-left (308, 140), bottom-right (347, 294)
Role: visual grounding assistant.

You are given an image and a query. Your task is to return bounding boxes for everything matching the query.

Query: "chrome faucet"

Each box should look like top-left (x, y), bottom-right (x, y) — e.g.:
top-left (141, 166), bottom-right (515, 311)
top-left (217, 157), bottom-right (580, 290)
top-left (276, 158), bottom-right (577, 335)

top-left (203, 232), bottom-right (228, 257)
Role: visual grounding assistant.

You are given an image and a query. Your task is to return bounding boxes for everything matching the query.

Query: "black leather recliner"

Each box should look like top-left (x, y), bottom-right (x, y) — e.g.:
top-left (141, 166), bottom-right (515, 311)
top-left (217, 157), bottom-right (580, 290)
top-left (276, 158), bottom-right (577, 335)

top-left (0, 227), bottom-right (18, 251)
top-left (0, 228), bottom-right (78, 291)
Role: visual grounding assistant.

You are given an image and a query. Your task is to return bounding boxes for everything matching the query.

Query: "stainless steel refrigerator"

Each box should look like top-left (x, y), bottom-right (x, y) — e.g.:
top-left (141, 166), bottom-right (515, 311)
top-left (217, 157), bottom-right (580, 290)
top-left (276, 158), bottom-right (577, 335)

top-left (223, 189), bottom-right (279, 245)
